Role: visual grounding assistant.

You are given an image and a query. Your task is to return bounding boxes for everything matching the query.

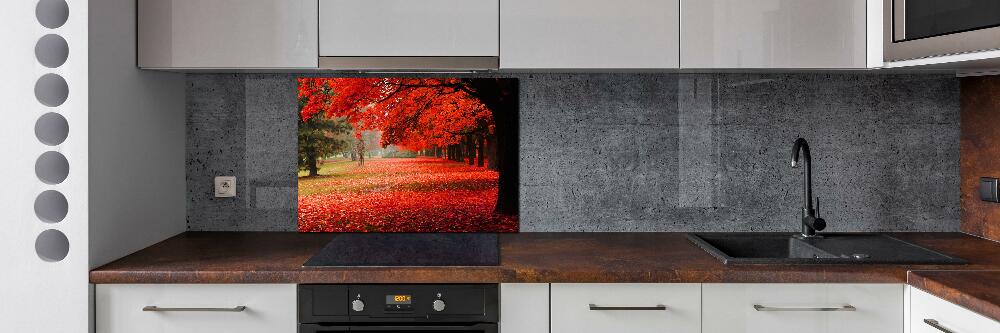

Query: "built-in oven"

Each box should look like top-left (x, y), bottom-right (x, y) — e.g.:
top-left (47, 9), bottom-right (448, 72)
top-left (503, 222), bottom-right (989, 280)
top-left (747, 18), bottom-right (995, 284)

top-left (885, 0), bottom-right (1000, 61)
top-left (299, 284), bottom-right (498, 333)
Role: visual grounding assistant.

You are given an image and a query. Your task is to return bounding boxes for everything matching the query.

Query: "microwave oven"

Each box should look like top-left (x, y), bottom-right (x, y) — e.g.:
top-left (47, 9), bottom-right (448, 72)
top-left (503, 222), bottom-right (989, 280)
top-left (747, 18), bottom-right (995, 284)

top-left (884, 0), bottom-right (1000, 62)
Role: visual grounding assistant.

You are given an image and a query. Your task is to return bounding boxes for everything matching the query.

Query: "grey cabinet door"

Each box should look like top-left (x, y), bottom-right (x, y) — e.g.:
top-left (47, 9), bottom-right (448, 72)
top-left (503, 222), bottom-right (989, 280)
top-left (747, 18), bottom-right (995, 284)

top-left (319, 0), bottom-right (499, 57)
top-left (681, 0), bottom-right (869, 69)
top-left (138, 0), bottom-right (318, 69)
top-left (501, 0), bottom-right (680, 69)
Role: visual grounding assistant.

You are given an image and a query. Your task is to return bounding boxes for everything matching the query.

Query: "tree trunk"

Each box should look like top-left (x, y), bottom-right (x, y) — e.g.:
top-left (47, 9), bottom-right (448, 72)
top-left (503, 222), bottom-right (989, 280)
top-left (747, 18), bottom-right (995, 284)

top-left (493, 107), bottom-right (518, 215)
top-left (476, 135), bottom-right (485, 167)
top-left (467, 79), bottom-right (519, 215)
top-left (307, 150), bottom-right (319, 177)
top-left (466, 135), bottom-right (475, 165)
top-left (486, 134), bottom-right (497, 171)
top-left (356, 139), bottom-right (365, 166)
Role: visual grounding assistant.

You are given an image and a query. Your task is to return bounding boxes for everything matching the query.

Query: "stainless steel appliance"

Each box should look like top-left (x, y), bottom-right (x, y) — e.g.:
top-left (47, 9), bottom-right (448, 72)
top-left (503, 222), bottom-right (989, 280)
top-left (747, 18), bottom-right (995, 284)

top-left (298, 284), bottom-right (498, 332)
top-left (885, 0), bottom-right (1000, 61)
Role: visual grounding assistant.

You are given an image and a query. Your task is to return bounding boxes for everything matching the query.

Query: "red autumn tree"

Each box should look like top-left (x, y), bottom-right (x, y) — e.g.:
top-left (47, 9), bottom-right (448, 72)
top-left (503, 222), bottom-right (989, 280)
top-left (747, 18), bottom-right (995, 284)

top-left (297, 78), bottom-right (519, 216)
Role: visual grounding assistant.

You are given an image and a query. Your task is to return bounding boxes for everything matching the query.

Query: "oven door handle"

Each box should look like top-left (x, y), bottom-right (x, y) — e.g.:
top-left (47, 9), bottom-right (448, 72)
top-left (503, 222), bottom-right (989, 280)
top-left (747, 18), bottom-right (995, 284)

top-left (299, 325), bottom-right (349, 333)
top-left (299, 323), bottom-right (498, 332)
top-left (347, 323), bottom-right (497, 331)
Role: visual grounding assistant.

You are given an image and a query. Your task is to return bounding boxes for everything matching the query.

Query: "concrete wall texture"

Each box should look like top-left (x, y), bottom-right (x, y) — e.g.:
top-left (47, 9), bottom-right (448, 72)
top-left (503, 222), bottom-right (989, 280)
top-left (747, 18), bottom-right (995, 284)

top-left (186, 73), bottom-right (960, 232)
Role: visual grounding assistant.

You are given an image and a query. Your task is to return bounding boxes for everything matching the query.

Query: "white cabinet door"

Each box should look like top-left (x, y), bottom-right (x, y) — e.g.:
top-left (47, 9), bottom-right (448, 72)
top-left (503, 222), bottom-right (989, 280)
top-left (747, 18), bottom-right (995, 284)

top-left (319, 0), bottom-right (499, 57)
top-left (680, 0), bottom-right (868, 68)
top-left (501, 0), bottom-right (680, 69)
top-left (96, 284), bottom-right (297, 333)
top-left (910, 287), bottom-right (1000, 333)
top-left (551, 283), bottom-right (701, 333)
top-left (702, 283), bottom-right (903, 333)
top-left (137, 0), bottom-right (318, 69)
top-left (500, 283), bottom-right (549, 333)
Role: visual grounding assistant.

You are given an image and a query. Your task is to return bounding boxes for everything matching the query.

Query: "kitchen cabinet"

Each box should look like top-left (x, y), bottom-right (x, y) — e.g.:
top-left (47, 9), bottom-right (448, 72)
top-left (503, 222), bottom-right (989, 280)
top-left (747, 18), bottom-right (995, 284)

top-left (702, 283), bottom-right (904, 333)
top-left (500, 0), bottom-right (680, 69)
top-left (137, 0), bottom-right (318, 69)
top-left (909, 286), bottom-right (1000, 333)
top-left (499, 283), bottom-right (549, 333)
top-left (319, 0), bottom-right (499, 58)
top-left (96, 284), bottom-right (297, 333)
top-left (680, 0), bottom-right (871, 68)
top-left (550, 283), bottom-right (701, 333)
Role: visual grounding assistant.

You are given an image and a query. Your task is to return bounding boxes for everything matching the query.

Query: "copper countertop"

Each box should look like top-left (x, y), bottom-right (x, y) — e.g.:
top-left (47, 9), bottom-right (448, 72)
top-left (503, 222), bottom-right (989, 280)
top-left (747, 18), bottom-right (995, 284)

top-left (91, 232), bottom-right (1000, 284)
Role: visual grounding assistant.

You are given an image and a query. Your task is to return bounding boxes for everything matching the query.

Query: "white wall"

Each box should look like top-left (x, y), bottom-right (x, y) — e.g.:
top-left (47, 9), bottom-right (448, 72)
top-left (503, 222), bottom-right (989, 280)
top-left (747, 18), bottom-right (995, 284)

top-left (0, 0), bottom-right (90, 331)
top-left (88, 0), bottom-right (186, 269)
top-left (0, 0), bottom-right (184, 331)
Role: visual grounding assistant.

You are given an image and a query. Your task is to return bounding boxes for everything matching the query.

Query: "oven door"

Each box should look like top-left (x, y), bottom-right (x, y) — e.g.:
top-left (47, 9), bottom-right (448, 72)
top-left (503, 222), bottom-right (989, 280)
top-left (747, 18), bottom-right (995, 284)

top-left (885, 0), bottom-right (1000, 61)
top-left (300, 323), bottom-right (498, 333)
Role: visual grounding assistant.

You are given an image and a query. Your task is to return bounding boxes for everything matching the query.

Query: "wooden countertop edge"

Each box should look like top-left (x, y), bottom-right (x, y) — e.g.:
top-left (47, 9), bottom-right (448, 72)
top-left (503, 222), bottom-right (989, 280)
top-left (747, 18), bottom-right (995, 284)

top-left (907, 270), bottom-right (1000, 323)
top-left (90, 268), bottom-right (911, 284)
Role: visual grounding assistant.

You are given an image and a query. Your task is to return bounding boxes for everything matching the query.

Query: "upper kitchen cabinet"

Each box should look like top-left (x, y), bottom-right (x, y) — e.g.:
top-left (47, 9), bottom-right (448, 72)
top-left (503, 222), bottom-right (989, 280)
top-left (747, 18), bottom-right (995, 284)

top-left (318, 0), bottom-right (500, 70)
top-left (681, 0), bottom-right (877, 69)
top-left (137, 0), bottom-right (318, 69)
top-left (500, 0), bottom-right (680, 69)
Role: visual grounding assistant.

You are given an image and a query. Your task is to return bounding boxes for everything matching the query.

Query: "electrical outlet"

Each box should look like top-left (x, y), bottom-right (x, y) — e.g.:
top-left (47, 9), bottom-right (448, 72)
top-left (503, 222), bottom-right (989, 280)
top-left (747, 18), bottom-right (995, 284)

top-left (215, 176), bottom-right (236, 198)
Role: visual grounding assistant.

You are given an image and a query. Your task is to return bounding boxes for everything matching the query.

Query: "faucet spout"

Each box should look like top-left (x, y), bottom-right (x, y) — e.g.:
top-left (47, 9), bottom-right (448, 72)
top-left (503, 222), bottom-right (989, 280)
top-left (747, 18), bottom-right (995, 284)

top-left (791, 138), bottom-right (825, 237)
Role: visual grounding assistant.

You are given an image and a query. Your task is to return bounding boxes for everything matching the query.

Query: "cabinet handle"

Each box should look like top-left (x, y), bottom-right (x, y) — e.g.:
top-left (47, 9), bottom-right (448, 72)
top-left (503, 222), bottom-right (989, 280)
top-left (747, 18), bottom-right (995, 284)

top-left (753, 304), bottom-right (856, 312)
top-left (142, 306), bottom-right (247, 312)
top-left (923, 319), bottom-right (955, 333)
top-left (589, 304), bottom-right (667, 311)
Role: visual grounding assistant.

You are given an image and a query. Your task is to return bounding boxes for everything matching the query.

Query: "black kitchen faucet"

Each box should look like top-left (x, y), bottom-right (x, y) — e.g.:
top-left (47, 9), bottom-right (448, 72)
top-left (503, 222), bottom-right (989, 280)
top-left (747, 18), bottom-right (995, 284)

top-left (791, 138), bottom-right (826, 238)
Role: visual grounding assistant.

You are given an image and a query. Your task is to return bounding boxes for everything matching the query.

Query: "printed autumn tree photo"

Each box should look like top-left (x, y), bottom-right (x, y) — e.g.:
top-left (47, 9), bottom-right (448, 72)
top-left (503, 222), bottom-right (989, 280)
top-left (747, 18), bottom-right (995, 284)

top-left (297, 78), bottom-right (519, 232)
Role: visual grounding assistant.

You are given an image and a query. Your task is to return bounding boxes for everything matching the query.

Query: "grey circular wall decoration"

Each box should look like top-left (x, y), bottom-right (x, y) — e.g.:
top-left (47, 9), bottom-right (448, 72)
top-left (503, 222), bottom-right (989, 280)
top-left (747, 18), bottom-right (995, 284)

top-left (35, 112), bottom-right (69, 145)
top-left (35, 151), bottom-right (69, 184)
top-left (35, 34), bottom-right (68, 68)
top-left (35, 229), bottom-right (69, 262)
top-left (34, 73), bottom-right (69, 107)
top-left (36, 0), bottom-right (69, 29)
top-left (34, 190), bottom-right (68, 223)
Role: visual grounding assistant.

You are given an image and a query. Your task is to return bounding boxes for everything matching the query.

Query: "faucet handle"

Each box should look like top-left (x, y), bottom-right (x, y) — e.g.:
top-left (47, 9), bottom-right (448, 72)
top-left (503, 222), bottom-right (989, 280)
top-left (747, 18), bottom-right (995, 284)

top-left (815, 196), bottom-right (820, 218)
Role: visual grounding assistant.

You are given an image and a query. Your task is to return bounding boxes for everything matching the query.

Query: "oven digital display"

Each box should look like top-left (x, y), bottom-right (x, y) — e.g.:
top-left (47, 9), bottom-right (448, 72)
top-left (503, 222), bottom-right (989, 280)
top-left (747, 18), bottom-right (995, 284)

top-left (386, 295), bottom-right (412, 305)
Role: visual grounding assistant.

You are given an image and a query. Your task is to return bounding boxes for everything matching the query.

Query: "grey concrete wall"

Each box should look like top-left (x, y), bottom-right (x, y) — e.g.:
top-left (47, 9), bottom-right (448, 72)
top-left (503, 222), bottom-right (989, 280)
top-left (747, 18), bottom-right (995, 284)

top-left (186, 73), bottom-right (960, 232)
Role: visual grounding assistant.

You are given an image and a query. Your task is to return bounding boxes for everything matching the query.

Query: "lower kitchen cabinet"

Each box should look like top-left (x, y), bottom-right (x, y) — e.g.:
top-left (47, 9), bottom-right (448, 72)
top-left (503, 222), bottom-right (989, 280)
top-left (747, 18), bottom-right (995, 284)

top-left (96, 284), bottom-right (297, 333)
top-left (500, 283), bottom-right (549, 333)
top-left (94, 282), bottom-right (998, 333)
top-left (702, 283), bottom-right (904, 333)
top-left (909, 286), bottom-right (1000, 333)
top-left (550, 283), bottom-right (701, 333)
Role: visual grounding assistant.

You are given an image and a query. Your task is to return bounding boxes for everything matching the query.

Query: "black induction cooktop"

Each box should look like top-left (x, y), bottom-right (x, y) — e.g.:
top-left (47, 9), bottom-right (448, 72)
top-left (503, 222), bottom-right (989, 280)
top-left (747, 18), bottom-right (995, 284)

top-left (303, 233), bottom-right (500, 267)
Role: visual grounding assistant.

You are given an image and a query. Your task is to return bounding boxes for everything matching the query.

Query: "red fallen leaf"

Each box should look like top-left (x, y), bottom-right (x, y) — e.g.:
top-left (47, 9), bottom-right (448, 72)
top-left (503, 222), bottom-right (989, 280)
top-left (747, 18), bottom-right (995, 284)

top-left (298, 157), bottom-right (518, 233)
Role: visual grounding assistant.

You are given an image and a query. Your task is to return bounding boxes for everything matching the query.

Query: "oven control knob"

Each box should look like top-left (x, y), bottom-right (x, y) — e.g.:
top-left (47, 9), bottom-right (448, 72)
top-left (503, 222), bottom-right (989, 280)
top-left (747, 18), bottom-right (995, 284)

top-left (351, 299), bottom-right (365, 312)
top-left (432, 299), bottom-right (446, 312)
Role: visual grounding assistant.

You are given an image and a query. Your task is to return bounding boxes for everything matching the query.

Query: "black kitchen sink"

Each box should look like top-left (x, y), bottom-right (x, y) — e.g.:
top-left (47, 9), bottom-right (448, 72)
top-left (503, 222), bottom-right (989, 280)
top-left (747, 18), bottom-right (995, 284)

top-left (687, 233), bottom-right (966, 265)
